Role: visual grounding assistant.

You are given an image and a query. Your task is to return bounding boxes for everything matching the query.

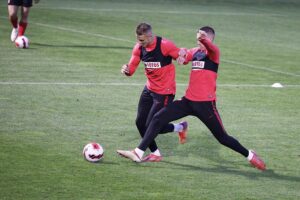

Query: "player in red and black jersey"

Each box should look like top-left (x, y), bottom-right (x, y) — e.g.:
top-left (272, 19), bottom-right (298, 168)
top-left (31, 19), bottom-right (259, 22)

top-left (119, 23), bottom-right (188, 162)
top-left (7, 0), bottom-right (40, 42)
top-left (117, 26), bottom-right (266, 171)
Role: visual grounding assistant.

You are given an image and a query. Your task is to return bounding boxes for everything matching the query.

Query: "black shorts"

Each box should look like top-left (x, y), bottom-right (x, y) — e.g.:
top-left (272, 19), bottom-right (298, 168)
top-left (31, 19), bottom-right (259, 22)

top-left (8, 0), bottom-right (32, 7)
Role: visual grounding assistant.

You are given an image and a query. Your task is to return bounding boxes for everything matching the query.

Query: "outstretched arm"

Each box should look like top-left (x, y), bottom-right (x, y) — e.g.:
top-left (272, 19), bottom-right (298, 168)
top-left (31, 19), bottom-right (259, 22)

top-left (160, 39), bottom-right (188, 65)
top-left (161, 39), bottom-right (186, 60)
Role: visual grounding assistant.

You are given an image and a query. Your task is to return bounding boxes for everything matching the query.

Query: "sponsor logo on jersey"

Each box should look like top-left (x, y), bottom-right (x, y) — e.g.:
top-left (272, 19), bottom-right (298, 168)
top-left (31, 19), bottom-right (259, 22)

top-left (144, 62), bottom-right (161, 69)
top-left (192, 61), bottom-right (205, 70)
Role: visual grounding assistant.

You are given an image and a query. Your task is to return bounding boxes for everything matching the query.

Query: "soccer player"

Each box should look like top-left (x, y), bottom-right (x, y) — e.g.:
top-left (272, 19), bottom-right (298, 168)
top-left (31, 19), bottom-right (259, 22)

top-left (117, 26), bottom-right (266, 171)
top-left (8, 0), bottom-right (40, 42)
top-left (119, 22), bottom-right (188, 162)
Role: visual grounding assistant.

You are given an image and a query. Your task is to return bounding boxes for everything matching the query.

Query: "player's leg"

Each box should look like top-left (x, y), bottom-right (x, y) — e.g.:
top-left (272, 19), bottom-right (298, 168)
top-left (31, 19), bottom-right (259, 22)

top-left (152, 94), bottom-right (188, 144)
top-left (137, 91), bottom-right (170, 156)
top-left (193, 101), bottom-right (266, 170)
top-left (18, 7), bottom-right (30, 36)
top-left (135, 87), bottom-right (153, 139)
top-left (138, 98), bottom-right (191, 153)
top-left (19, 4), bottom-right (32, 36)
top-left (147, 93), bottom-right (188, 143)
top-left (133, 88), bottom-right (164, 162)
top-left (145, 93), bottom-right (175, 134)
top-left (193, 101), bottom-right (249, 156)
top-left (118, 88), bottom-right (158, 162)
top-left (135, 87), bottom-right (164, 160)
top-left (117, 98), bottom-right (191, 162)
top-left (140, 92), bottom-right (174, 159)
top-left (8, 1), bottom-right (19, 41)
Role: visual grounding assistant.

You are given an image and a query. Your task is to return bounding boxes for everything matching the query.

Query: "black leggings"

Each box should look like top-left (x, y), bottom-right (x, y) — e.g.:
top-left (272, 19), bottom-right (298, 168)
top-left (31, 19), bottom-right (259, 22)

top-left (135, 87), bottom-right (174, 152)
top-left (138, 97), bottom-right (249, 157)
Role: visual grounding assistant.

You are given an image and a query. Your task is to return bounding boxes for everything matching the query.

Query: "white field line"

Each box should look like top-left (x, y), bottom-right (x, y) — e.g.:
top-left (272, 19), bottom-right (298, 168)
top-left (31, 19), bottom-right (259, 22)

top-left (0, 15), bottom-right (298, 78)
top-left (0, 5), bottom-right (284, 16)
top-left (0, 82), bottom-right (299, 88)
top-left (34, 23), bottom-right (133, 44)
top-left (223, 59), bottom-right (300, 77)
top-left (35, 7), bottom-right (284, 17)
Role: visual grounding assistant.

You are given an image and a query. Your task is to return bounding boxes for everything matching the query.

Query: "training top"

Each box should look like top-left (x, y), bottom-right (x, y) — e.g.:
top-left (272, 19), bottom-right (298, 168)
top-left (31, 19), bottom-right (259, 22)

top-left (127, 36), bottom-right (180, 95)
top-left (184, 38), bottom-right (220, 101)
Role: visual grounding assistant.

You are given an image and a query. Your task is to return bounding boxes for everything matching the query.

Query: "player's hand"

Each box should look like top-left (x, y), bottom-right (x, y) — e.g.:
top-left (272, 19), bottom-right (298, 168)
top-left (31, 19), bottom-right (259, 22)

top-left (177, 56), bottom-right (185, 65)
top-left (34, 0), bottom-right (40, 4)
top-left (177, 48), bottom-right (187, 65)
top-left (178, 48), bottom-right (187, 57)
top-left (121, 64), bottom-right (130, 75)
top-left (197, 30), bottom-right (207, 41)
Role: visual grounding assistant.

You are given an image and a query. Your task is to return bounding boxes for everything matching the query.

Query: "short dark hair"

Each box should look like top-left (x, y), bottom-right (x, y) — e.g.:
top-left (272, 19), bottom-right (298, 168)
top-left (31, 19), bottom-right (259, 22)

top-left (199, 26), bottom-right (215, 36)
top-left (136, 22), bottom-right (152, 36)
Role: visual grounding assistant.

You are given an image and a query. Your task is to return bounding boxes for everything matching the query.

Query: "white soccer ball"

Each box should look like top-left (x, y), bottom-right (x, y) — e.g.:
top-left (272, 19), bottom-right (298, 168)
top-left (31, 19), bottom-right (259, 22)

top-left (82, 142), bottom-right (104, 162)
top-left (15, 36), bottom-right (29, 49)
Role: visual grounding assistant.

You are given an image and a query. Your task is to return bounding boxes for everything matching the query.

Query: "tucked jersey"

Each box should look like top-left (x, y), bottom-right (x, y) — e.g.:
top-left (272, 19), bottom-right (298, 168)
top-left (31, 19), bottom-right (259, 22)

top-left (127, 36), bottom-right (180, 95)
top-left (184, 38), bottom-right (220, 101)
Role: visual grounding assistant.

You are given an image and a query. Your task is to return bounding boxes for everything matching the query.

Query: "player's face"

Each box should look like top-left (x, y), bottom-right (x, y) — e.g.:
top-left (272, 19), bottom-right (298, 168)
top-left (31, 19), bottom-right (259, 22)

top-left (136, 33), bottom-right (153, 47)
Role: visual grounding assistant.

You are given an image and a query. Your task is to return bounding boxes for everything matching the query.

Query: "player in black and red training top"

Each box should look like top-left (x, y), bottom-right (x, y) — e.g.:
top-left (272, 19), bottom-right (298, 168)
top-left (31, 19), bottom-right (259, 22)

top-left (8, 0), bottom-right (40, 42)
top-left (118, 22), bottom-right (188, 162)
top-left (117, 26), bottom-right (266, 171)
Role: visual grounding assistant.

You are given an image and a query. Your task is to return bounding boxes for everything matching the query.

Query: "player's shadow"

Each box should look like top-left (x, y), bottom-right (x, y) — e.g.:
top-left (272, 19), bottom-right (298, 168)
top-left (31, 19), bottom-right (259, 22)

top-left (159, 126), bottom-right (234, 166)
top-left (32, 42), bottom-right (132, 49)
top-left (160, 160), bottom-right (300, 183)
top-left (154, 126), bottom-right (300, 183)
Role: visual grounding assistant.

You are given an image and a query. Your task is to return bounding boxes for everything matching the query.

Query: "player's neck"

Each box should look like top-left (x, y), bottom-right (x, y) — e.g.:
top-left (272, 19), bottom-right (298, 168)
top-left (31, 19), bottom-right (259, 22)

top-left (146, 35), bottom-right (156, 48)
top-left (149, 35), bottom-right (156, 44)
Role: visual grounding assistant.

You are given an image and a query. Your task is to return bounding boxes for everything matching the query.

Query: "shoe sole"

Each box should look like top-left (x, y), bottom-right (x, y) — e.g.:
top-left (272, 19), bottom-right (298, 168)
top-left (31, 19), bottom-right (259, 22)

top-left (142, 158), bottom-right (162, 162)
top-left (117, 151), bottom-right (141, 163)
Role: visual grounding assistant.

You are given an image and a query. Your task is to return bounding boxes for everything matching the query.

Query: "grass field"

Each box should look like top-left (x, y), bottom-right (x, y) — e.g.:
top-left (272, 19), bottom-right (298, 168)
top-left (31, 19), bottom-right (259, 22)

top-left (0, 0), bottom-right (300, 199)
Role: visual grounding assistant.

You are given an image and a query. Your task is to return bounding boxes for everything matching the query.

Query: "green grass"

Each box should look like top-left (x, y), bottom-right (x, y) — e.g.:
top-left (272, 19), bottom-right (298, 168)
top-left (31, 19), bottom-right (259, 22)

top-left (0, 0), bottom-right (299, 199)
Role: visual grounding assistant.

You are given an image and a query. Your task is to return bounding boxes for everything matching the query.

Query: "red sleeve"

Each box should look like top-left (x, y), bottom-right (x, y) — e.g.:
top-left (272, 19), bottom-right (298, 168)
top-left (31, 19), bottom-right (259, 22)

top-left (200, 38), bottom-right (220, 64)
top-left (160, 38), bottom-right (180, 59)
top-left (127, 43), bottom-right (141, 76)
top-left (184, 48), bottom-right (198, 65)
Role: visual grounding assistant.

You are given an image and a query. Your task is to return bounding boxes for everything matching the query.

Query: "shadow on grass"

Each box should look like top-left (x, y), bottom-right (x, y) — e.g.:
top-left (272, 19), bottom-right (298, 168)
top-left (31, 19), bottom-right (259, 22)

top-left (32, 42), bottom-right (132, 49)
top-left (160, 160), bottom-right (300, 183)
top-left (159, 128), bottom-right (233, 165)
top-left (99, 161), bottom-right (120, 165)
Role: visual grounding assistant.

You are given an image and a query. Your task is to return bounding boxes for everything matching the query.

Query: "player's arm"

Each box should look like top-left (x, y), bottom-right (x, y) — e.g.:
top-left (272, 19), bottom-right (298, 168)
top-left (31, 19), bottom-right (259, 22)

top-left (161, 39), bottom-right (188, 64)
top-left (121, 44), bottom-right (141, 76)
top-left (198, 31), bottom-right (220, 64)
top-left (177, 48), bottom-right (195, 65)
top-left (162, 39), bottom-right (180, 59)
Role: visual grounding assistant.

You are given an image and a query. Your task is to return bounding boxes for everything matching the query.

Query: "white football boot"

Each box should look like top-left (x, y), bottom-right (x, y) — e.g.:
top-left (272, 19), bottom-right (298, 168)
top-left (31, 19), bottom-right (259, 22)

top-left (11, 28), bottom-right (18, 42)
top-left (117, 150), bottom-right (142, 163)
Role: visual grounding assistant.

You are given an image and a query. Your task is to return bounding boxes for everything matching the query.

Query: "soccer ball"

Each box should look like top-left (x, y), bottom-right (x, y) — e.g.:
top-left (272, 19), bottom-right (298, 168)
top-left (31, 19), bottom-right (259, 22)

top-left (82, 142), bottom-right (104, 162)
top-left (15, 36), bottom-right (29, 49)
